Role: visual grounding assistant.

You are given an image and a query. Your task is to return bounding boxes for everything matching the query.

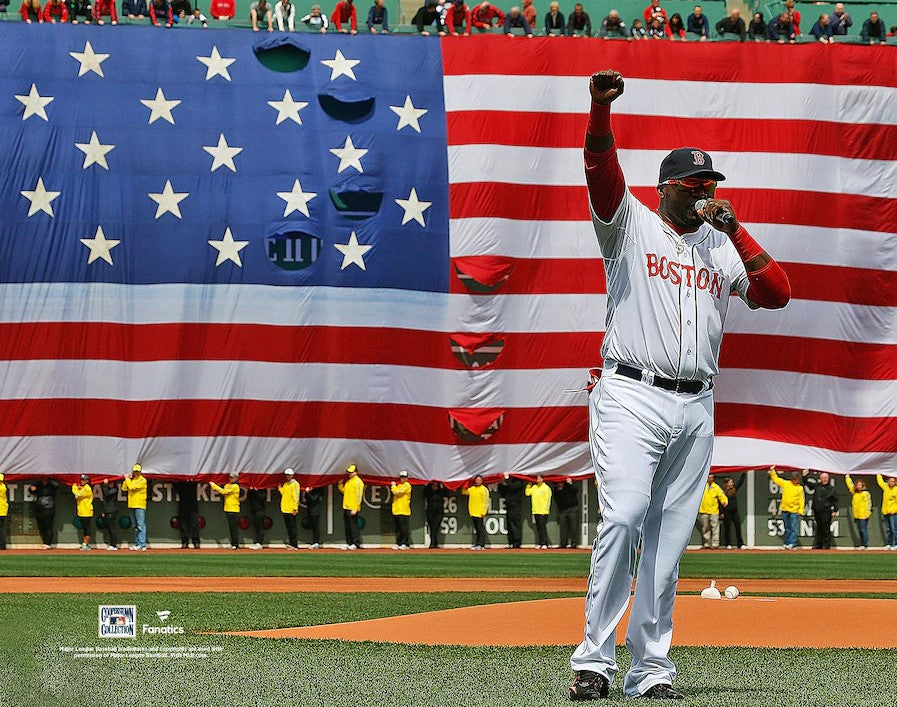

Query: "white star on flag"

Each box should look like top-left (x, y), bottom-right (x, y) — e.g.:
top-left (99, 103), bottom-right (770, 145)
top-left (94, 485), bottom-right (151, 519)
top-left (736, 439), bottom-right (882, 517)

top-left (320, 49), bottom-right (360, 81)
top-left (15, 84), bottom-right (54, 122)
top-left (80, 226), bottom-right (121, 266)
top-left (75, 131), bottom-right (115, 170)
top-left (20, 177), bottom-right (61, 218)
top-left (140, 88), bottom-right (181, 125)
top-left (208, 227), bottom-right (249, 267)
top-left (268, 89), bottom-right (309, 126)
top-left (203, 134), bottom-right (243, 172)
top-left (334, 231), bottom-right (372, 271)
top-left (196, 46), bottom-right (236, 81)
top-left (329, 136), bottom-right (368, 174)
top-left (389, 95), bottom-right (428, 133)
top-left (277, 179), bottom-right (318, 217)
top-left (69, 41), bottom-right (110, 78)
top-left (148, 180), bottom-right (189, 219)
top-left (395, 188), bottom-right (432, 227)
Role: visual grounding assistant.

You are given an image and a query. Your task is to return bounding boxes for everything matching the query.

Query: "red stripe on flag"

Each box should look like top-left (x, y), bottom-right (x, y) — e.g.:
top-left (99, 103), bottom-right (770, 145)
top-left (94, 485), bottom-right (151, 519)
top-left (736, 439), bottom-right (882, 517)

top-left (720, 335), bottom-right (897, 381)
top-left (447, 111), bottom-right (897, 162)
top-left (450, 182), bottom-right (897, 234)
top-left (441, 38), bottom-right (897, 88)
top-left (0, 399), bottom-right (587, 444)
top-left (0, 323), bottom-right (604, 369)
top-left (716, 403), bottom-right (897, 453)
top-left (450, 257), bottom-right (606, 295)
top-left (449, 256), bottom-right (897, 306)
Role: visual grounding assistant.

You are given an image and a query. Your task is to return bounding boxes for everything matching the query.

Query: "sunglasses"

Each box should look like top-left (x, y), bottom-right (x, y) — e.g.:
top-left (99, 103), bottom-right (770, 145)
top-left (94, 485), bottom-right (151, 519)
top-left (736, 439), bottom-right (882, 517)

top-left (663, 178), bottom-right (717, 190)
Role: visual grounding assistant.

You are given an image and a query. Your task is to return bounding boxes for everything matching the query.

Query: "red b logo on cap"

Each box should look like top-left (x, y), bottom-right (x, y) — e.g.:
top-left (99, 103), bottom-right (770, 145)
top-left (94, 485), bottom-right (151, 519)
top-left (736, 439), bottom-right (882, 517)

top-left (691, 150), bottom-right (705, 166)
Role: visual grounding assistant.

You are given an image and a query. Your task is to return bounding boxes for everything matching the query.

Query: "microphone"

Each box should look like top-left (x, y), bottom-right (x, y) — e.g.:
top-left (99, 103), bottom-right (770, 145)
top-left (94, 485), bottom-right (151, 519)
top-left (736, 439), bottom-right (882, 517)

top-left (694, 199), bottom-right (734, 225)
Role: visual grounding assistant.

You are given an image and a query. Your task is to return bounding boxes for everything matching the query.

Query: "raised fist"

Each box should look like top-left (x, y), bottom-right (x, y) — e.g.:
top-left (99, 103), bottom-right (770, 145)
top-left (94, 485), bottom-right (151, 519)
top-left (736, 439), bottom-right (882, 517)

top-left (590, 70), bottom-right (624, 105)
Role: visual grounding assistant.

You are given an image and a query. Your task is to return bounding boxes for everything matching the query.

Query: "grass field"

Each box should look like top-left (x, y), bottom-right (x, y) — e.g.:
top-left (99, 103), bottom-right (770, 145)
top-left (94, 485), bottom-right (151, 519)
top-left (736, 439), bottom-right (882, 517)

top-left (1, 590), bottom-right (896, 707)
top-left (2, 553), bottom-right (896, 706)
top-left (1, 550), bottom-right (896, 579)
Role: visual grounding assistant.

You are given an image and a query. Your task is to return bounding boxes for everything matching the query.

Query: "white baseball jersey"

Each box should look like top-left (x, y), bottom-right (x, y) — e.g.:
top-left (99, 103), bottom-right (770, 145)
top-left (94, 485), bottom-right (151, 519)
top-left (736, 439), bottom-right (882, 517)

top-left (592, 189), bottom-right (752, 381)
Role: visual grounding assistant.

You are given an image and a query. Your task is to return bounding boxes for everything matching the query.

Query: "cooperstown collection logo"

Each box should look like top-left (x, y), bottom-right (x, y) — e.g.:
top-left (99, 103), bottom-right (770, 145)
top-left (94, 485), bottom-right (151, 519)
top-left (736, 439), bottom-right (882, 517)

top-left (99, 605), bottom-right (137, 638)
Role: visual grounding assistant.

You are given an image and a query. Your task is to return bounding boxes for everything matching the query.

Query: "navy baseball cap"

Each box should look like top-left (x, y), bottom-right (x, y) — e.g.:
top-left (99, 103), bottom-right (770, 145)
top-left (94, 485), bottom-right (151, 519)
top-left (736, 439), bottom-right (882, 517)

top-left (658, 147), bottom-right (726, 184)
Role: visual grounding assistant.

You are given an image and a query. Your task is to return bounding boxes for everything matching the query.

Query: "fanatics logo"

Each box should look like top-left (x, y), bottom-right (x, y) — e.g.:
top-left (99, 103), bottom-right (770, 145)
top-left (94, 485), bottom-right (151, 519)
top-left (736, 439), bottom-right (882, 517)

top-left (98, 605), bottom-right (137, 638)
top-left (691, 150), bottom-right (705, 166)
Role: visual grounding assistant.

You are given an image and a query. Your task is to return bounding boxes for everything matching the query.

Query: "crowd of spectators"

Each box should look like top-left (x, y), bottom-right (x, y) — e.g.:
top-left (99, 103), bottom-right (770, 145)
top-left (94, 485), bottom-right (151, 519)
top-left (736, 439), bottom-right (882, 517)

top-left (7, 0), bottom-right (894, 41)
top-left (695, 466), bottom-right (897, 552)
top-left (0, 464), bottom-right (586, 551)
top-left (2, 464), bottom-right (895, 550)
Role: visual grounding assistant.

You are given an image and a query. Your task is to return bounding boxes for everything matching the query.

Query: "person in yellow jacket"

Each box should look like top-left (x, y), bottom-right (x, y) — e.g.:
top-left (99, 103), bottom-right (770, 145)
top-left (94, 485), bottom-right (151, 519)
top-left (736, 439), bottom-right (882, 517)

top-left (338, 465), bottom-right (365, 550)
top-left (278, 468), bottom-right (301, 549)
top-left (210, 472), bottom-right (242, 550)
top-left (769, 467), bottom-right (805, 549)
top-left (122, 464), bottom-right (148, 551)
top-left (0, 473), bottom-right (8, 550)
top-left (461, 475), bottom-right (490, 550)
top-left (526, 475), bottom-right (553, 549)
top-left (72, 474), bottom-right (94, 551)
top-left (845, 475), bottom-right (873, 549)
top-left (877, 474), bottom-right (897, 549)
top-left (390, 470), bottom-right (412, 550)
top-left (696, 473), bottom-right (728, 549)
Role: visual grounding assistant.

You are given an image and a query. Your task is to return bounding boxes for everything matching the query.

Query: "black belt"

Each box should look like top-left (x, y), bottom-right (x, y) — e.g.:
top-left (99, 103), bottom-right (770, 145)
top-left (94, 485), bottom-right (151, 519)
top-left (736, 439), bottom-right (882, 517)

top-left (615, 364), bottom-right (711, 394)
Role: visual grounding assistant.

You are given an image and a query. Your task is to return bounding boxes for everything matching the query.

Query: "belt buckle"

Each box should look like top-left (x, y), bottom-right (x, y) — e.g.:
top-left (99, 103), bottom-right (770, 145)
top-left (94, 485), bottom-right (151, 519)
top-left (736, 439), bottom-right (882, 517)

top-left (640, 369), bottom-right (655, 386)
top-left (674, 379), bottom-right (682, 394)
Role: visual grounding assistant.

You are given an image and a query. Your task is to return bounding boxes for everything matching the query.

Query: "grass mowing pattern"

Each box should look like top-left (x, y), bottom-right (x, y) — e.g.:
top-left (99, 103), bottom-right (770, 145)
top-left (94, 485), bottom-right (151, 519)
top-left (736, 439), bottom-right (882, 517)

top-left (1, 592), bottom-right (895, 707)
top-left (2, 551), bottom-right (896, 579)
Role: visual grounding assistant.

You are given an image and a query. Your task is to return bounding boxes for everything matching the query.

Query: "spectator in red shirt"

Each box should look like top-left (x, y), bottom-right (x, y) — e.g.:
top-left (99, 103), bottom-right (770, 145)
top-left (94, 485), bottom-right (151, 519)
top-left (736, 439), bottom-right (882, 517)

top-left (643, 0), bottom-right (666, 28)
top-left (92, 0), bottom-right (116, 22)
top-left (666, 11), bottom-right (685, 38)
top-left (784, 0), bottom-right (800, 34)
top-left (41, 0), bottom-right (67, 20)
top-left (471, 0), bottom-right (503, 30)
top-left (331, 0), bottom-right (357, 32)
top-left (19, 0), bottom-right (42, 21)
top-left (521, 0), bottom-right (535, 30)
top-left (446, 0), bottom-right (471, 34)
top-left (150, 0), bottom-right (172, 25)
top-left (209, 0), bottom-right (234, 19)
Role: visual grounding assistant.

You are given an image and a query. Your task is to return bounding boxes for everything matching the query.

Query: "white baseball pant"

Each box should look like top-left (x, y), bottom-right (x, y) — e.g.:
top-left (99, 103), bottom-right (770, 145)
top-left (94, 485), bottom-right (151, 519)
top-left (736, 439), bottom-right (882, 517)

top-left (570, 369), bottom-right (713, 697)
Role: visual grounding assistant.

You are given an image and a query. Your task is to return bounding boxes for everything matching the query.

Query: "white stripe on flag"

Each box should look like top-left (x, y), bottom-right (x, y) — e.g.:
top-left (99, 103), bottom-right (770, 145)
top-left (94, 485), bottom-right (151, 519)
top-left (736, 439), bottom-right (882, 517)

top-left (0, 361), bottom-right (589, 408)
top-left (712, 437), bottom-right (895, 475)
top-left (0, 436), bottom-right (592, 480)
top-left (447, 145), bottom-right (897, 199)
top-left (444, 75), bottom-right (897, 126)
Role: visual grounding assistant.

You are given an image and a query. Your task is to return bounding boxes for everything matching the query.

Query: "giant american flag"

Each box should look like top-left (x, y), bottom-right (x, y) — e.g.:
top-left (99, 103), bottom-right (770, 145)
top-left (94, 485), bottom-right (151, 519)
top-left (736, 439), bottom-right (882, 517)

top-left (1, 24), bottom-right (894, 485)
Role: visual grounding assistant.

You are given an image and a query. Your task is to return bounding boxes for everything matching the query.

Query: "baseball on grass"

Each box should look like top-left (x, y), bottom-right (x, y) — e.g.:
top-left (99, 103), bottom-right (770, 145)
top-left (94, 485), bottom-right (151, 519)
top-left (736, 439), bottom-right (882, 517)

top-left (724, 585), bottom-right (740, 599)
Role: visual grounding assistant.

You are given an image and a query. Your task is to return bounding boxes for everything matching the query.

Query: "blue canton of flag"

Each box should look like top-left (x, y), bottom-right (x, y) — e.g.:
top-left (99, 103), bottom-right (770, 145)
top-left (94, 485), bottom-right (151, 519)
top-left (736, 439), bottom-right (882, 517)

top-left (1, 25), bottom-right (449, 291)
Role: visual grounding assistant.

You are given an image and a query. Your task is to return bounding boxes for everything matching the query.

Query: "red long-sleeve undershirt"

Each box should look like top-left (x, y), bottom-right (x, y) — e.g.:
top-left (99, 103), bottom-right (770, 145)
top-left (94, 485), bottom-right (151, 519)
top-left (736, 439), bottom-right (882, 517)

top-left (584, 101), bottom-right (790, 309)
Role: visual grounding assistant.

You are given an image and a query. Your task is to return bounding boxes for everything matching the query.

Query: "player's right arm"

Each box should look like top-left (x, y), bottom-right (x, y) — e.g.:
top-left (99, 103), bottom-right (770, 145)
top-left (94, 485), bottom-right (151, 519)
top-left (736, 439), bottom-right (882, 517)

top-left (584, 70), bottom-right (627, 248)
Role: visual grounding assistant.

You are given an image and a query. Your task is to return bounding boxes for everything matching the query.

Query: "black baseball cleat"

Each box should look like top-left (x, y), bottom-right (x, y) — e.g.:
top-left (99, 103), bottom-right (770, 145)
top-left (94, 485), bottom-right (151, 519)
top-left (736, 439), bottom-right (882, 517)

top-left (568, 670), bottom-right (609, 701)
top-left (639, 684), bottom-right (684, 700)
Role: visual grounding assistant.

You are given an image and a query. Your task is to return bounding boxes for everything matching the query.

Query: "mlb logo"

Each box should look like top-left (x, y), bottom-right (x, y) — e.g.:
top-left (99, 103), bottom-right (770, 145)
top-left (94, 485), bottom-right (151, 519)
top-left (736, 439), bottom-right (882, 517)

top-left (98, 605), bottom-right (137, 638)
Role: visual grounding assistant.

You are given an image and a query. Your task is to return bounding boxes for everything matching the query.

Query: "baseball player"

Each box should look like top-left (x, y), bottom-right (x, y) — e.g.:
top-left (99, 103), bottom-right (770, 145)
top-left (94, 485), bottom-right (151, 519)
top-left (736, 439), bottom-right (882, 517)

top-left (568, 70), bottom-right (791, 701)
